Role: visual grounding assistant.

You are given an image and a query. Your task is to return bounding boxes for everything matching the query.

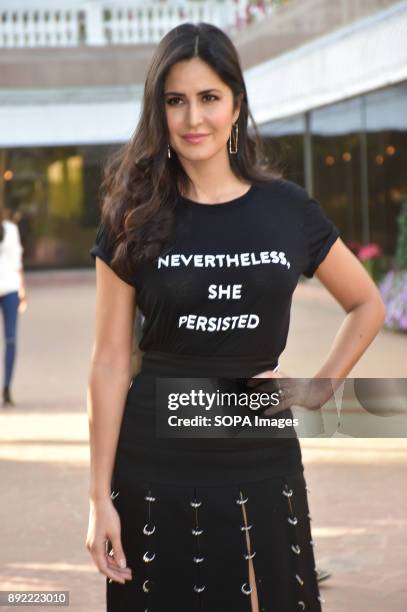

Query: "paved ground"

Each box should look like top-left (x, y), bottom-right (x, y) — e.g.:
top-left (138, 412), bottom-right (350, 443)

top-left (0, 270), bottom-right (406, 611)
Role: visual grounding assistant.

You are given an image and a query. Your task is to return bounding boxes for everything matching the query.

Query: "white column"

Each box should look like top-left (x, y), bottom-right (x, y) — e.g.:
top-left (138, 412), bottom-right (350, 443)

top-left (84, 1), bottom-right (105, 45)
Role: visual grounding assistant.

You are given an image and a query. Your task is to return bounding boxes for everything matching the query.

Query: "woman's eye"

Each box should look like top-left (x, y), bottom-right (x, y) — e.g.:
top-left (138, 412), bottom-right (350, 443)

top-left (166, 94), bottom-right (218, 106)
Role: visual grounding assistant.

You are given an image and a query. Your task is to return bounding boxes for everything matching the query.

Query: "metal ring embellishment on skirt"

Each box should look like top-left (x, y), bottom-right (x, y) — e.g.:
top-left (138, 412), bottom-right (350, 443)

top-left (105, 476), bottom-right (324, 612)
top-left (282, 479), bottom-right (325, 610)
top-left (142, 489), bottom-right (157, 606)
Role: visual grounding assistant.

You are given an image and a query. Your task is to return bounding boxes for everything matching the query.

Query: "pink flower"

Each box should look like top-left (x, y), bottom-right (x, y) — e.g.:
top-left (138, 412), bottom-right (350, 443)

top-left (358, 243), bottom-right (383, 261)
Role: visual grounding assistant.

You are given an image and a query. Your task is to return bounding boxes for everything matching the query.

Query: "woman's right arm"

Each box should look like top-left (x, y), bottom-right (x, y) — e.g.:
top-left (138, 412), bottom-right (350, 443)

top-left (85, 257), bottom-right (136, 584)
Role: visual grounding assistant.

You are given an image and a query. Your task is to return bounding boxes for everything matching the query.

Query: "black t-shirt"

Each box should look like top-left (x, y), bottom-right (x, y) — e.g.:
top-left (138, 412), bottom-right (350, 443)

top-left (90, 178), bottom-right (339, 361)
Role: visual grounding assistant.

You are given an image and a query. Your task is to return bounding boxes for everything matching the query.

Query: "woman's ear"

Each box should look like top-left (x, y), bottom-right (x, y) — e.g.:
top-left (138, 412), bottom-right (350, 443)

top-left (233, 93), bottom-right (244, 123)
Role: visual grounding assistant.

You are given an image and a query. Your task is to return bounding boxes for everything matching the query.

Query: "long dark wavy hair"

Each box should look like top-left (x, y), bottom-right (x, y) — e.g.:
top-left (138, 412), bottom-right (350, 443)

top-left (100, 21), bottom-right (281, 283)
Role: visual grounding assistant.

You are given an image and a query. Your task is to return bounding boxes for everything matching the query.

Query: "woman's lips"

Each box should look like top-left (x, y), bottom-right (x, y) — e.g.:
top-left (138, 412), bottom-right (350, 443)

top-left (183, 134), bottom-right (208, 143)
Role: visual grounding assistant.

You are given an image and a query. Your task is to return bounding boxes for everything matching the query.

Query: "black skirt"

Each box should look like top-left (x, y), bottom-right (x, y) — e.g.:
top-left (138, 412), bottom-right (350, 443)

top-left (107, 350), bottom-right (323, 612)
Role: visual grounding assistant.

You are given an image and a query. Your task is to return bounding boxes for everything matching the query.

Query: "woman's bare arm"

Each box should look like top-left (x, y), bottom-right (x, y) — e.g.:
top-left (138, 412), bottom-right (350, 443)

top-left (313, 238), bottom-right (386, 379)
top-left (257, 237), bottom-right (386, 414)
top-left (87, 258), bottom-right (136, 501)
top-left (86, 259), bottom-right (136, 584)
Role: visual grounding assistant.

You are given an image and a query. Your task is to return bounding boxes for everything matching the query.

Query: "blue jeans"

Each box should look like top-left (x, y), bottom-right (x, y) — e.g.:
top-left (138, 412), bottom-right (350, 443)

top-left (0, 291), bottom-right (19, 388)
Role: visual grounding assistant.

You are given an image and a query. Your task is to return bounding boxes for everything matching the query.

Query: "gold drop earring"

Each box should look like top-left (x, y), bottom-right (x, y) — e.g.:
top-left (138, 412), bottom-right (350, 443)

top-left (229, 122), bottom-right (239, 154)
top-left (167, 144), bottom-right (171, 159)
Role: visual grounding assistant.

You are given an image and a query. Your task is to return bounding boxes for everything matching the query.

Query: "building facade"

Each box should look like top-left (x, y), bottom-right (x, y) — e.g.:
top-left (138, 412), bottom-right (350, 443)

top-left (1, 0), bottom-right (406, 269)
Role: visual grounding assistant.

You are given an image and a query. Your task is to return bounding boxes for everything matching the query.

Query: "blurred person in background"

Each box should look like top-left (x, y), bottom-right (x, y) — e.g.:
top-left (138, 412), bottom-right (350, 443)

top-left (0, 207), bottom-right (27, 407)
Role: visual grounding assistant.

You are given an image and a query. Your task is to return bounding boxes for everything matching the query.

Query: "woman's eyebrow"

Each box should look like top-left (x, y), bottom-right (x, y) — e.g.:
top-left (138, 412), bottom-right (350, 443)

top-left (164, 88), bottom-right (222, 96)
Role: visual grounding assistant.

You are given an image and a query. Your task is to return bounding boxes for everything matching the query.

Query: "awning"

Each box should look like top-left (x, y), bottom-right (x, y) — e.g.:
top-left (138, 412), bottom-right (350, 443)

top-left (246, 0), bottom-right (407, 125)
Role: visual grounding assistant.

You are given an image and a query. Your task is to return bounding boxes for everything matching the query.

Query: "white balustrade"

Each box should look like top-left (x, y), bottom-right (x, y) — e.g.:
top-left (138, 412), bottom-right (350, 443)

top-left (0, 0), bottom-right (270, 48)
top-left (0, 7), bottom-right (83, 47)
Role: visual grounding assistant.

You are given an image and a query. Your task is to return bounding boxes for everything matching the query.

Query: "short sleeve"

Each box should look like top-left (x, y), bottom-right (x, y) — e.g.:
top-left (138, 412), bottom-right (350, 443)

top-left (302, 197), bottom-right (340, 278)
top-left (2, 222), bottom-right (23, 270)
top-left (89, 222), bottom-right (137, 288)
top-left (89, 223), bottom-right (114, 268)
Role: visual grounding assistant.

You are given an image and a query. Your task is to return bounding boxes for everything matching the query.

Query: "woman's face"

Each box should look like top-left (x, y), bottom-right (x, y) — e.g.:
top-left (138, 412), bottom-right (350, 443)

top-left (164, 57), bottom-right (241, 162)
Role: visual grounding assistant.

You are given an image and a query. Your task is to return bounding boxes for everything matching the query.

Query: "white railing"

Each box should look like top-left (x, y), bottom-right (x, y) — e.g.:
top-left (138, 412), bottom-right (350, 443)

top-left (0, 6), bottom-right (84, 47)
top-left (0, 0), bottom-right (279, 48)
top-left (99, 2), bottom-right (232, 46)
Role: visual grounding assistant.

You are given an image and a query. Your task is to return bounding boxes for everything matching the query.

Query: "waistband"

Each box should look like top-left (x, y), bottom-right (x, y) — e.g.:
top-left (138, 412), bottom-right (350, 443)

top-left (139, 350), bottom-right (280, 378)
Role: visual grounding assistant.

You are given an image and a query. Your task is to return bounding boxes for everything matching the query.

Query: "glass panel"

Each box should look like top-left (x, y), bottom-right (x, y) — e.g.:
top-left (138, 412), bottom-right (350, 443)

top-left (259, 114), bottom-right (305, 185)
top-left (2, 144), bottom-right (117, 269)
top-left (311, 97), bottom-right (364, 245)
top-left (365, 82), bottom-right (407, 256)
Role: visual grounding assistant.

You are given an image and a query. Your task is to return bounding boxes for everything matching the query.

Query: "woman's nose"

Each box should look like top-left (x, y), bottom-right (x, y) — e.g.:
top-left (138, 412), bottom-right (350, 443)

top-left (186, 102), bottom-right (203, 126)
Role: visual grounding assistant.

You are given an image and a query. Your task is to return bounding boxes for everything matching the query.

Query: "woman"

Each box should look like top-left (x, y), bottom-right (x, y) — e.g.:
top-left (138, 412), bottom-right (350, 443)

top-left (0, 208), bottom-right (27, 407)
top-left (86, 23), bottom-right (385, 611)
